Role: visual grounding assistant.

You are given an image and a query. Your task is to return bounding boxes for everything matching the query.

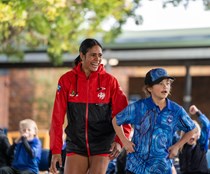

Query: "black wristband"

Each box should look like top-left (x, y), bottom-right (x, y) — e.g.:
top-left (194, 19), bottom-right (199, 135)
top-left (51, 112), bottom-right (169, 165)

top-left (195, 111), bottom-right (201, 117)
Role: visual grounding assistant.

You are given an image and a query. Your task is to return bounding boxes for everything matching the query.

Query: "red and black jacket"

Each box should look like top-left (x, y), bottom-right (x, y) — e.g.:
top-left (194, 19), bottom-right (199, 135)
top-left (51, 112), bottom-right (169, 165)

top-left (50, 63), bottom-right (131, 156)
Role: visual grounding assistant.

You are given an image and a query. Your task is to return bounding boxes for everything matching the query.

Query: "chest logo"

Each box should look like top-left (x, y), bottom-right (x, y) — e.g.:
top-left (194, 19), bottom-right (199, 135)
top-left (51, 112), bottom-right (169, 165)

top-left (69, 90), bottom-right (78, 97)
top-left (98, 92), bottom-right (105, 100)
top-left (167, 115), bottom-right (173, 123)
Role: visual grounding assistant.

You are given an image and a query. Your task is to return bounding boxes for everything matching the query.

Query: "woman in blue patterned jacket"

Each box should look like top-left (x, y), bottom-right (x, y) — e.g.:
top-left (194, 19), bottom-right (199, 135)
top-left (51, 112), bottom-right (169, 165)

top-left (178, 105), bottom-right (210, 174)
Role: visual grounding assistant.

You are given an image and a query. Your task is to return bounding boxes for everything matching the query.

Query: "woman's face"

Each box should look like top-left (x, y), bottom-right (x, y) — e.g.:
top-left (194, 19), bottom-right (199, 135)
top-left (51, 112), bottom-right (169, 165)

top-left (80, 45), bottom-right (102, 76)
top-left (187, 125), bottom-right (200, 145)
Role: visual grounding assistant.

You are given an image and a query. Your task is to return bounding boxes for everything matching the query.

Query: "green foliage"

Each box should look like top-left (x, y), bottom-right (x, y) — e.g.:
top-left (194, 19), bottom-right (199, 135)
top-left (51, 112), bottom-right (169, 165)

top-left (0, 0), bottom-right (139, 65)
top-left (0, 0), bottom-right (209, 65)
top-left (162, 0), bottom-right (210, 10)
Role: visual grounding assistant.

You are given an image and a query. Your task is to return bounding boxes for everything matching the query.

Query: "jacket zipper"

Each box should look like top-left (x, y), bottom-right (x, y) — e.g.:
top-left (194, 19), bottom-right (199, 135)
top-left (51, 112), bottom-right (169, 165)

top-left (85, 78), bottom-right (90, 156)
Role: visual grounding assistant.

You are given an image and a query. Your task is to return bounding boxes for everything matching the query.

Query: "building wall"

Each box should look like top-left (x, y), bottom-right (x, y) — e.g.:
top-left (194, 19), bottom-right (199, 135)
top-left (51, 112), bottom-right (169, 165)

top-left (0, 66), bottom-right (209, 131)
top-left (0, 70), bottom-right (9, 129)
top-left (129, 76), bottom-right (210, 117)
top-left (6, 68), bottom-right (69, 131)
top-left (8, 69), bottom-right (34, 131)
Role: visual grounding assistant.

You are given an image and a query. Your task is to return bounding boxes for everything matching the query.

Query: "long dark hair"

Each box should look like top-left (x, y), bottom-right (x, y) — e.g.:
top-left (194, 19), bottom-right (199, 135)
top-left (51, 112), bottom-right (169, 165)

top-left (74, 38), bottom-right (103, 66)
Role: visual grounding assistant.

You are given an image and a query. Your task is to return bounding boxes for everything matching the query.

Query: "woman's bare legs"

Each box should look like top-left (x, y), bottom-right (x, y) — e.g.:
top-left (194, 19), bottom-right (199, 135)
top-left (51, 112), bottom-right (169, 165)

top-left (88, 155), bottom-right (110, 174)
top-left (64, 154), bottom-right (110, 174)
top-left (64, 154), bottom-right (89, 174)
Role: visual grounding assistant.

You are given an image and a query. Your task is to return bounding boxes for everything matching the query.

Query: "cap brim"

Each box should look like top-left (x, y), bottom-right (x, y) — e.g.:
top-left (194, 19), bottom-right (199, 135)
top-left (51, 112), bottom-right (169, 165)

top-left (152, 76), bottom-right (174, 85)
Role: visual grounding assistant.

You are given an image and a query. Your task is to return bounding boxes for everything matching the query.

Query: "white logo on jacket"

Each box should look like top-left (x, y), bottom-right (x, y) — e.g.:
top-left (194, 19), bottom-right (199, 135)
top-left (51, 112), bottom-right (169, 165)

top-left (98, 92), bottom-right (105, 100)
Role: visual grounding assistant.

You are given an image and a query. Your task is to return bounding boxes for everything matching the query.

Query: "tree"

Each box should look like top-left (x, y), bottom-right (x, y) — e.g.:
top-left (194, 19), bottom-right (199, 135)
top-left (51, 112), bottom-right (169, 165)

top-left (0, 0), bottom-right (209, 65)
top-left (162, 0), bottom-right (210, 10)
top-left (0, 0), bottom-right (140, 65)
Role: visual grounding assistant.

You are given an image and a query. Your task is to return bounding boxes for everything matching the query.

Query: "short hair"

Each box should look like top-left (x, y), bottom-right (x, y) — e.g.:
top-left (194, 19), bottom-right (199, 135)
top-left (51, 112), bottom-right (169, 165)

top-left (19, 119), bottom-right (38, 137)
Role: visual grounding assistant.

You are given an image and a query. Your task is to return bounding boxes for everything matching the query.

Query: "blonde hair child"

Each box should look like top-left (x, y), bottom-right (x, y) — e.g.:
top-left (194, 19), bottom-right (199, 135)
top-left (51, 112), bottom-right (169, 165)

top-left (0, 119), bottom-right (42, 174)
top-left (18, 119), bottom-right (39, 142)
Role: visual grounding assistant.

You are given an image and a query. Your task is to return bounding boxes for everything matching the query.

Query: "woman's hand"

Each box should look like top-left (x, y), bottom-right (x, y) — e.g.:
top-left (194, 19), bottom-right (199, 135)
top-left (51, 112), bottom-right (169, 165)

top-left (189, 105), bottom-right (199, 115)
top-left (109, 142), bottom-right (122, 160)
top-left (49, 154), bottom-right (62, 174)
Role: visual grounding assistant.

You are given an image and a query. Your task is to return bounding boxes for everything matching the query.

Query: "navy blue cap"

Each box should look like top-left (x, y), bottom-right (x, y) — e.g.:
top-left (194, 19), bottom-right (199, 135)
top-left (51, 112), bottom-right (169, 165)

top-left (144, 68), bottom-right (174, 85)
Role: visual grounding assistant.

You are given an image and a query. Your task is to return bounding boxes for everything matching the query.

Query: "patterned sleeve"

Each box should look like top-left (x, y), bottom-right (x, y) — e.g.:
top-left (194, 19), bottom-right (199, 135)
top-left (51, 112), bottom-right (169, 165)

top-left (177, 107), bottom-right (196, 132)
top-left (116, 102), bottom-right (137, 126)
top-left (197, 112), bottom-right (210, 151)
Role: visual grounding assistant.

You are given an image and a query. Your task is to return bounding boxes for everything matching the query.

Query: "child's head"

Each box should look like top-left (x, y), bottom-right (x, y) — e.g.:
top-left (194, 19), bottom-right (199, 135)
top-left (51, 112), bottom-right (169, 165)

top-left (19, 119), bottom-right (38, 140)
top-left (144, 68), bottom-right (174, 97)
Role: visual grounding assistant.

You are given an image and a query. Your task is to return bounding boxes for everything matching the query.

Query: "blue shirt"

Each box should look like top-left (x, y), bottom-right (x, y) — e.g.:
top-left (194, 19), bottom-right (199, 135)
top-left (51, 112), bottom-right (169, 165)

top-left (12, 137), bottom-right (42, 174)
top-left (197, 112), bottom-right (210, 151)
top-left (178, 112), bottom-right (210, 173)
top-left (116, 96), bottom-right (196, 174)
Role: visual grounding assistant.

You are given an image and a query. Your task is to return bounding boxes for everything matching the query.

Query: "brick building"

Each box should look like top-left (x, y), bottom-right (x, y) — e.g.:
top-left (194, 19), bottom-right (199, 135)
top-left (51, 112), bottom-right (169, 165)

top-left (0, 65), bottom-right (210, 132)
top-left (0, 28), bottom-right (210, 131)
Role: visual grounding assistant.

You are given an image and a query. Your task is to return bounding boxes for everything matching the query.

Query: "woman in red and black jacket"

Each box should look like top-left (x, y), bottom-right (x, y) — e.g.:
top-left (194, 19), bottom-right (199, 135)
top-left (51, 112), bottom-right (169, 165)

top-left (49, 38), bottom-right (131, 174)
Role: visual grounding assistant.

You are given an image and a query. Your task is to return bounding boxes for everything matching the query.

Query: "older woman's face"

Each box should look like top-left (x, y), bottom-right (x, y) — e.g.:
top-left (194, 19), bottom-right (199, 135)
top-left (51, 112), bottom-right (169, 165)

top-left (81, 45), bottom-right (102, 77)
top-left (187, 126), bottom-right (200, 145)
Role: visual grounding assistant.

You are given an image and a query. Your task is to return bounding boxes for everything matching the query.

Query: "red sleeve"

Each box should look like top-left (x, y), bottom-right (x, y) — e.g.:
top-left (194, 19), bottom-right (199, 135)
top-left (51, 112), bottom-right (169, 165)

top-left (111, 77), bottom-right (131, 147)
top-left (50, 75), bottom-right (68, 154)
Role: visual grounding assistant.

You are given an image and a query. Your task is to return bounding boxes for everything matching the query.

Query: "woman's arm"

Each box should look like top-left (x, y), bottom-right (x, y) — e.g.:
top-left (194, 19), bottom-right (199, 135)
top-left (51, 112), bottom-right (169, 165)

top-left (189, 105), bottom-right (210, 150)
top-left (197, 111), bottom-right (210, 150)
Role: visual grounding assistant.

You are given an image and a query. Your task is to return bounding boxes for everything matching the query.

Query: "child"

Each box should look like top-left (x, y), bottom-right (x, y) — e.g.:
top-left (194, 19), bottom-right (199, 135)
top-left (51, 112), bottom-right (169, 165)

top-left (0, 119), bottom-right (42, 174)
top-left (112, 68), bottom-right (196, 174)
top-left (178, 105), bottom-right (210, 174)
top-left (0, 128), bottom-right (11, 168)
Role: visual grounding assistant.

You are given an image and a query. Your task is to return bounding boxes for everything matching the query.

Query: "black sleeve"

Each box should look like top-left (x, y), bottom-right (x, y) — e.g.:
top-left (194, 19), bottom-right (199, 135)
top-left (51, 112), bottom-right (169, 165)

top-left (1, 135), bottom-right (10, 150)
top-left (21, 136), bottom-right (34, 158)
top-left (195, 110), bottom-right (201, 117)
top-left (8, 142), bottom-right (16, 156)
top-left (7, 141), bottom-right (17, 164)
top-left (0, 135), bottom-right (11, 165)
